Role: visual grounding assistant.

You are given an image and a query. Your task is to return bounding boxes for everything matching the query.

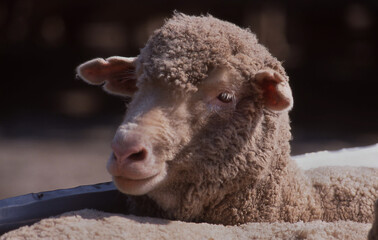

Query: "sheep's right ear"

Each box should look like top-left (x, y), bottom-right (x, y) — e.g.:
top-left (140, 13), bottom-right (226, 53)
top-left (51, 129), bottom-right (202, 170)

top-left (255, 69), bottom-right (293, 112)
top-left (76, 56), bottom-right (137, 97)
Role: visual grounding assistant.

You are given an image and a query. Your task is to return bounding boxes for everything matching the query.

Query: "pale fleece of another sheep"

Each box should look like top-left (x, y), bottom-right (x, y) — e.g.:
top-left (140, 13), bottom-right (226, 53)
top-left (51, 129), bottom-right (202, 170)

top-left (0, 209), bottom-right (373, 240)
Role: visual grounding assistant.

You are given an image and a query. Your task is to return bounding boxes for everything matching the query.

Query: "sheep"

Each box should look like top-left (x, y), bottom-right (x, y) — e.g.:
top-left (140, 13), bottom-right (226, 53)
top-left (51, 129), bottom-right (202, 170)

top-left (76, 13), bottom-right (378, 225)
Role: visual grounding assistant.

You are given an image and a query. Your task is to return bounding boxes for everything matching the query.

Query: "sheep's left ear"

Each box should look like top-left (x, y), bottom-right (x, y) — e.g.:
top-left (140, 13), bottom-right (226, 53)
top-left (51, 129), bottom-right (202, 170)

top-left (76, 56), bottom-right (137, 97)
top-left (255, 69), bottom-right (293, 112)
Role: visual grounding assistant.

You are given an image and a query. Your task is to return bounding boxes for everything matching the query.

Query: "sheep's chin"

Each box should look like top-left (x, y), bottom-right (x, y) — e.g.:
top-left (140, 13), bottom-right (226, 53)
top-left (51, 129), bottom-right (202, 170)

top-left (113, 170), bottom-right (167, 195)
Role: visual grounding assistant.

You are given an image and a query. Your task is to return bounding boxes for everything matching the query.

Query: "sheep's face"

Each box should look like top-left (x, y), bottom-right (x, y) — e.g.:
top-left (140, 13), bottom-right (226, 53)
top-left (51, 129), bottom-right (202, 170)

top-left (113, 67), bottom-right (245, 195)
top-left (77, 56), bottom-right (293, 198)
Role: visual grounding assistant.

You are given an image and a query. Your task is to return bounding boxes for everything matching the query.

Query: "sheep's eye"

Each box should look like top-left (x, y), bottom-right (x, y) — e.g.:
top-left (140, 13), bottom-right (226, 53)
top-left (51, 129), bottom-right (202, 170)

top-left (217, 92), bottom-right (234, 103)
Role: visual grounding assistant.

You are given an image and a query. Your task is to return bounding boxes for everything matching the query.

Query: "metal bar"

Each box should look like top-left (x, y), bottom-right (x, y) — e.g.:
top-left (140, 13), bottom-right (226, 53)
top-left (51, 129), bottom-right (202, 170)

top-left (0, 182), bottom-right (128, 235)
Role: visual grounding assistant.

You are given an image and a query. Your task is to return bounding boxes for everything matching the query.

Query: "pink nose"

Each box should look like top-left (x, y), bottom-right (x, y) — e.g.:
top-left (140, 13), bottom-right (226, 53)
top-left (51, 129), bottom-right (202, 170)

top-left (111, 134), bottom-right (149, 163)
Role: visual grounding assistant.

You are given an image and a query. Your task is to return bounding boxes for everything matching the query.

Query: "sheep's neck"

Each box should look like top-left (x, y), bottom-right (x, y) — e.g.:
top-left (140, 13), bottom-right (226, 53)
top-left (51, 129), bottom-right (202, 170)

top-left (199, 113), bottom-right (323, 224)
top-left (200, 157), bottom-right (322, 224)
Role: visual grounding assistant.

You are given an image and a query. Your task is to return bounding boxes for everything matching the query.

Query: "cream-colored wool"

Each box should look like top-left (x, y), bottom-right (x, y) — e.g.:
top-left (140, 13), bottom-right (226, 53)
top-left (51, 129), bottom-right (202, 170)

top-left (136, 13), bottom-right (287, 92)
top-left (73, 13), bottom-right (378, 225)
top-left (0, 209), bottom-right (373, 240)
top-left (126, 14), bottom-right (378, 224)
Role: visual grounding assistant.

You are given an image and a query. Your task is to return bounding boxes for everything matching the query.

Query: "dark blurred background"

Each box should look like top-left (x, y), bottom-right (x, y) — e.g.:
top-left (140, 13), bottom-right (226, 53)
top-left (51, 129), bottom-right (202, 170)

top-left (0, 0), bottom-right (377, 199)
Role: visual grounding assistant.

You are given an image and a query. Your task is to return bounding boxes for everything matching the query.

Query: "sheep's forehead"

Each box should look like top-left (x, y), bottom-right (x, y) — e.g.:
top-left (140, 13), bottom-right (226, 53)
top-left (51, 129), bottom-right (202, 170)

top-left (135, 67), bottom-right (241, 105)
top-left (137, 14), bottom-right (268, 92)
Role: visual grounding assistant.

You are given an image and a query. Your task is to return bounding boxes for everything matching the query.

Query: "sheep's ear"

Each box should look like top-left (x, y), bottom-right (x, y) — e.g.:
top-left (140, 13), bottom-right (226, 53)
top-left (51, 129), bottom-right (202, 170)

top-left (76, 56), bottom-right (137, 97)
top-left (255, 69), bottom-right (293, 112)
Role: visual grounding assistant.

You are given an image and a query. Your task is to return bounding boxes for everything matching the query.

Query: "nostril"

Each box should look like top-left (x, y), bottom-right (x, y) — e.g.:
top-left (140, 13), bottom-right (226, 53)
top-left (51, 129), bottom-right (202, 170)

top-left (128, 148), bottom-right (147, 161)
top-left (111, 152), bottom-right (118, 161)
top-left (111, 135), bottom-right (149, 162)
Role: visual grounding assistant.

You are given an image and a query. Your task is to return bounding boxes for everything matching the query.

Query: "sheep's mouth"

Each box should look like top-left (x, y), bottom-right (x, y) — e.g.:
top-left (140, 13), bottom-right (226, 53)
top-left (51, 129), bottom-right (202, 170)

top-left (114, 174), bottom-right (158, 183)
top-left (112, 170), bottom-right (166, 195)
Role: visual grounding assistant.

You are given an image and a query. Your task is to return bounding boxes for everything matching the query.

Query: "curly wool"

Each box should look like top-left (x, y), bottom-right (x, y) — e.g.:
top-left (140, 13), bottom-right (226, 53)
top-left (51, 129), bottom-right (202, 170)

top-left (115, 13), bottom-right (378, 225)
top-left (71, 13), bottom-right (378, 226)
top-left (132, 14), bottom-right (378, 225)
top-left (136, 13), bottom-right (287, 92)
top-left (134, 13), bottom-right (304, 219)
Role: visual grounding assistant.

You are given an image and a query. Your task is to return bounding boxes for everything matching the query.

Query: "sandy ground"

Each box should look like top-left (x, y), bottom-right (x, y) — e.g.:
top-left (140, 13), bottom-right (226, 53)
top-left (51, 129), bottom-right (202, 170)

top-left (1, 126), bottom-right (377, 200)
top-left (0, 130), bottom-right (113, 200)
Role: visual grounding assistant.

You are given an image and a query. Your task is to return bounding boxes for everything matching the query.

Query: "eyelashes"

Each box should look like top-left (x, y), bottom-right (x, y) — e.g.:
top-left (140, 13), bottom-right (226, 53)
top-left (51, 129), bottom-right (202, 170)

top-left (217, 92), bottom-right (234, 103)
top-left (207, 90), bottom-right (237, 116)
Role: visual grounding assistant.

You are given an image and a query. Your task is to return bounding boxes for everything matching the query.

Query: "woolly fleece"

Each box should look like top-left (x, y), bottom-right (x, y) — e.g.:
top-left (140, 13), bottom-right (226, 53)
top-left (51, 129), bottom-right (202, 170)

top-left (0, 209), bottom-right (373, 240)
top-left (71, 13), bottom-right (378, 225)
top-left (136, 13), bottom-right (287, 92)
top-left (124, 14), bottom-right (378, 225)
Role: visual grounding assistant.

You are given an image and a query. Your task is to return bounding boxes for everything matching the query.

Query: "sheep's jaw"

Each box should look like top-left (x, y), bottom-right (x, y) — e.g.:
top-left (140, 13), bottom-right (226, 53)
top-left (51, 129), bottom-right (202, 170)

top-left (112, 171), bottom-right (167, 195)
top-left (110, 162), bottom-right (167, 195)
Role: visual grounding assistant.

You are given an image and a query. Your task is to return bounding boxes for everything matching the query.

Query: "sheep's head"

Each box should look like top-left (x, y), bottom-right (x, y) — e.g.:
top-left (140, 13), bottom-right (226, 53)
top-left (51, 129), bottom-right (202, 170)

top-left (77, 14), bottom-right (293, 214)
